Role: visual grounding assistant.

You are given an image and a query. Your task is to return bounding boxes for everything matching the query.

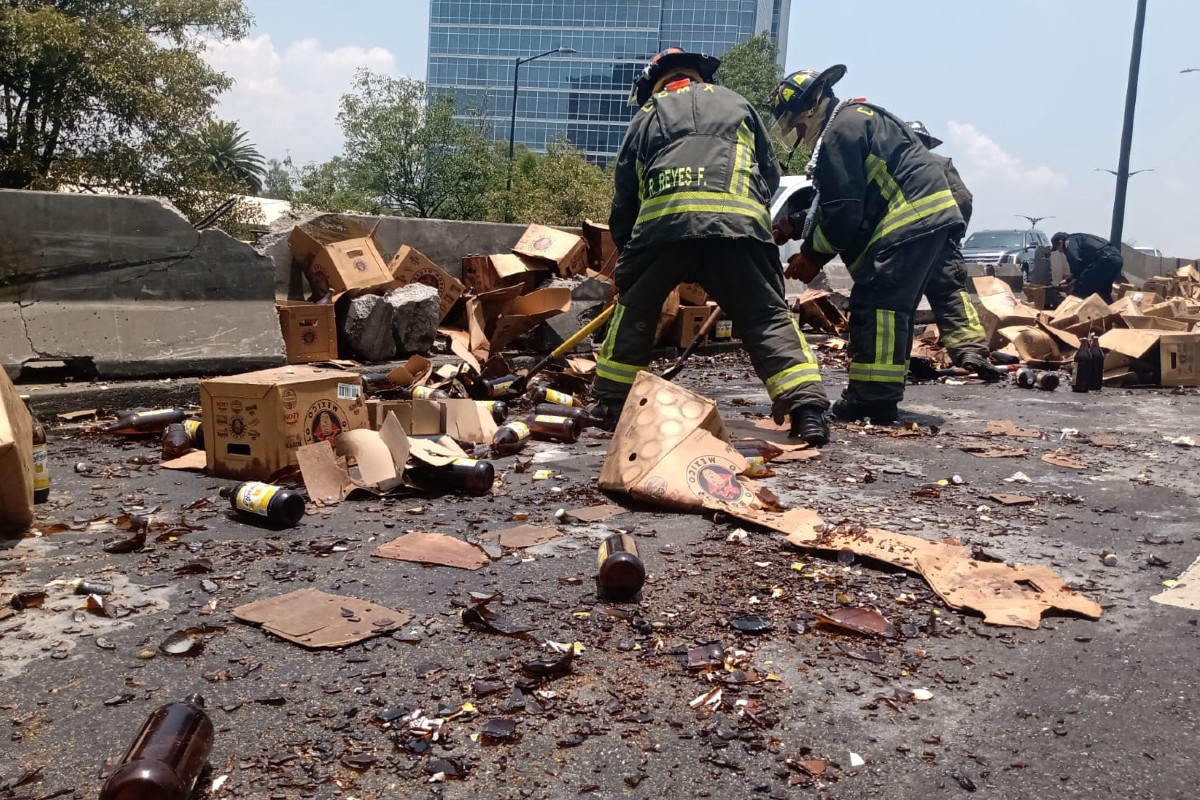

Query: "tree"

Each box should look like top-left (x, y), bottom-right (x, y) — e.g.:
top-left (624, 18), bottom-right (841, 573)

top-left (196, 120), bottom-right (265, 194)
top-left (718, 32), bottom-right (809, 173)
top-left (261, 158), bottom-right (294, 201)
top-left (501, 138), bottom-right (613, 226)
top-left (0, 0), bottom-right (251, 191)
top-left (337, 69), bottom-right (502, 218)
top-left (290, 156), bottom-right (380, 215)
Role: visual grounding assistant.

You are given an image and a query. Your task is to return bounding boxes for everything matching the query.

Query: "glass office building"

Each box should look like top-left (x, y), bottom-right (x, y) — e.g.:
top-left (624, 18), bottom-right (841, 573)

top-left (427, 0), bottom-right (791, 163)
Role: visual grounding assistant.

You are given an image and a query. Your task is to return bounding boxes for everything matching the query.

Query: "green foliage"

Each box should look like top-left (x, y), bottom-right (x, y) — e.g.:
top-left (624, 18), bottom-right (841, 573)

top-left (337, 69), bottom-right (502, 218)
top-left (501, 138), bottom-right (613, 226)
top-left (196, 119), bottom-right (265, 194)
top-left (717, 32), bottom-right (808, 174)
top-left (290, 156), bottom-right (381, 215)
top-left (0, 0), bottom-right (251, 192)
top-left (261, 158), bottom-right (294, 201)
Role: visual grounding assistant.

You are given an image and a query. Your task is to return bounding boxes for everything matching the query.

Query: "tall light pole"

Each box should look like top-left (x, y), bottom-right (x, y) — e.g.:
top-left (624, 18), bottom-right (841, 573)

top-left (1015, 214), bottom-right (1054, 230)
top-left (1109, 0), bottom-right (1148, 247)
top-left (1095, 167), bottom-right (1154, 177)
top-left (506, 46), bottom-right (577, 203)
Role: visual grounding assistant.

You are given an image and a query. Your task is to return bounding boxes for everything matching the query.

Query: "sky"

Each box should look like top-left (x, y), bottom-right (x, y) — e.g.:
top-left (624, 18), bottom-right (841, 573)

top-left (205, 0), bottom-right (1200, 256)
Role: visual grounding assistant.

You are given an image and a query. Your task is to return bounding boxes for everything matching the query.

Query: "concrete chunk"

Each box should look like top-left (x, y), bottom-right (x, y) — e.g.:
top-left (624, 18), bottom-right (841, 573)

top-left (538, 300), bottom-right (606, 354)
top-left (342, 294), bottom-right (396, 362)
top-left (384, 283), bottom-right (440, 355)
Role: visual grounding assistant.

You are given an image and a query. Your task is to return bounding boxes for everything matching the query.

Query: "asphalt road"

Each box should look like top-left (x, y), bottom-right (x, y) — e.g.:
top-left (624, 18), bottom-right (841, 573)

top-left (2, 352), bottom-right (1198, 800)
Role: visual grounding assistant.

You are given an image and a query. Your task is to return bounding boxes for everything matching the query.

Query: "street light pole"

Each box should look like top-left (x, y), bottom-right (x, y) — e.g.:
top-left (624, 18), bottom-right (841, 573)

top-left (506, 46), bottom-right (577, 209)
top-left (1109, 0), bottom-right (1148, 247)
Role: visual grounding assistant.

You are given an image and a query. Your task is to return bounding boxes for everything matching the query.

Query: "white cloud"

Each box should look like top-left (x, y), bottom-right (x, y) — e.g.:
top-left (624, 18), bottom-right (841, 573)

top-left (946, 121), bottom-right (1067, 190)
top-left (202, 35), bottom-right (398, 165)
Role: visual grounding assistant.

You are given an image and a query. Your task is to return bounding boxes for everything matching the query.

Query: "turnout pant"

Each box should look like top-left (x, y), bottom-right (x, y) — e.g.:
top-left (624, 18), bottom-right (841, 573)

top-left (594, 238), bottom-right (828, 422)
top-left (844, 231), bottom-right (951, 410)
top-left (923, 238), bottom-right (988, 364)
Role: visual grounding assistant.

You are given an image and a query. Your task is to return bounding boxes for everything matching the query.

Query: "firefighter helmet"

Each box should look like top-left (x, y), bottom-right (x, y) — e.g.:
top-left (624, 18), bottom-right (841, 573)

top-left (767, 65), bottom-right (847, 152)
top-left (908, 120), bottom-right (943, 150)
top-left (628, 48), bottom-right (721, 106)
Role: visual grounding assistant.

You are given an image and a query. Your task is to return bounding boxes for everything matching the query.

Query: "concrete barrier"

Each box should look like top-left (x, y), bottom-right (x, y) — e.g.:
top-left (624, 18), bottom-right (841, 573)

top-left (0, 189), bottom-right (284, 380)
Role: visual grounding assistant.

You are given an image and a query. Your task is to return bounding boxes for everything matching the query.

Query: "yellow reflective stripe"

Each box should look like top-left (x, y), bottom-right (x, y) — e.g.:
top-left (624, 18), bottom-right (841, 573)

top-left (960, 291), bottom-right (984, 332)
top-left (636, 198), bottom-right (770, 229)
top-left (636, 161), bottom-right (645, 203)
top-left (940, 328), bottom-right (985, 347)
top-left (639, 189), bottom-right (763, 212)
top-left (732, 122), bottom-right (755, 196)
top-left (597, 303), bottom-right (624, 363)
top-left (866, 153), bottom-right (905, 209)
top-left (849, 363), bottom-right (907, 383)
top-left (812, 223), bottom-right (836, 255)
top-left (729, 125), bottom-right (746, 194)
top-left (875, 308), bottom-right (896, 365)
top-left (870, 190), bottom-right (958, 246)
top-left (595, 360), bottom-right (644, 385)
top-left (765, 363), bottom-right (821, 395)
top-left (789, 316), bottom-right (817, 364)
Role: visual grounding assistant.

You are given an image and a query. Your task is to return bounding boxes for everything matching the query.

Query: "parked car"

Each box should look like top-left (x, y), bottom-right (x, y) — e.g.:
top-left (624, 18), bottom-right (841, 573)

top-left (1134, 246), bottom-right (1163, 258)
top-left (961, 228), bottom-right (1050, 285)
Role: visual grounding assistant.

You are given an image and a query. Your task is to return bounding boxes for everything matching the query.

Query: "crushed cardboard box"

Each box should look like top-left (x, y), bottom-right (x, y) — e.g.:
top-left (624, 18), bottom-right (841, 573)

top-left (289, 222), bottom-right (392, 296)
top-left (200, 366), bottom-right (368, 481)
top-left (793, 289), bottom-right (849, 335)
top-left (581, 219), bottom-right (617, 276)
top-left (972, 276), bottom-right (1039, 348)
top-left (387, 246), bottom-right (465, 323)
top-left (461, 253), bottom-right (548, 295)
top-left (489, 287), bottom-right (572, 353)
top-left (513, 224), bottom-right (589, 278)
top-left (0, 369), bottom-right (33, 533)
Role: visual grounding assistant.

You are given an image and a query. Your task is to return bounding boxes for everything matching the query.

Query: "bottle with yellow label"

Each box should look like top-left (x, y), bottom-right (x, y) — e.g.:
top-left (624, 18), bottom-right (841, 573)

top-left (182, 418), bottom-right (205, 451)
top-left (409, 385), bottom-right (450, 401)
top-left (533, 403), bottom-right (601, 429)
top-left (481, 374), bottom-right (517, 398)
top-left (21, 396), bottom-right (50, 504)
top-left (219, 482), bottom-right (305, 528)
top-left (406, 458), bottom-right (495, 497)
top-left (476, 400), bottom-right (509, 424)
top-left (529, 386), bottom-right (582, 408)
top-left (528, 414), bottom-right (580, 444)
top-left (491, 421), bottom-right (530, 456)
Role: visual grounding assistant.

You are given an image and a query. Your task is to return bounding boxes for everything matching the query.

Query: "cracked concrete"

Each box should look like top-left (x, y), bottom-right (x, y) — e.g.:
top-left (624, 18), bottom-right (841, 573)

top-left (0, 189), bottom-right (285, 379)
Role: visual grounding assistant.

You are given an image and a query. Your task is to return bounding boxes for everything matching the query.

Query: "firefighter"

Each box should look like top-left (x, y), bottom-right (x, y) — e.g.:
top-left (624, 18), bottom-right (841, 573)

top-left (907, 120), bottom-right (1002, 382)
top-left (768, 66), bottom-right (966, 424)
top-left (590, 48), bottom-right (832, 447)
top-left (1051, 232), bottom-right (1124, 303)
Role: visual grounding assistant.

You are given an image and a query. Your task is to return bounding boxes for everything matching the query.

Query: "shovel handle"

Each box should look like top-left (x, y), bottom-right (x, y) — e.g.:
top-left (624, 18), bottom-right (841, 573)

top-left (659, 305), bottom-right (722, 381)
top-left (514, 301), bottom-right (616, 392)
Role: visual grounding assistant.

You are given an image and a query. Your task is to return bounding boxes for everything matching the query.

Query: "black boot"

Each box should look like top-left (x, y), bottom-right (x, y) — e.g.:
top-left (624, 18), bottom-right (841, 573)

top-left (586, 401), bottom-right (622, 432)
top-left (960, 353), bottom-right (1005, 383)
top-left (828, 398), bottom-right (898, 425)
top-left (788, 405), bottom-right (830, 447)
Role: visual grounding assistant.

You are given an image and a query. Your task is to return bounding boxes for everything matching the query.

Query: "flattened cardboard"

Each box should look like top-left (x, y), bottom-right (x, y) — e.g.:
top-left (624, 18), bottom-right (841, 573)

top-left (387, 245), bottom-right (465, 323)
top-left (0, 369), bottom-right (33, 532)
top-left (972, 276), bottom-right (1039, 348)
top-left (289, 224), bottom-right (393, 296)
top-left (200, 366), bottom-right (368, 481)
top-left (1042, 452), bottom-right (1087, 470)
top-left (277, 301), bottom-right (339, 364)
top-left (985, 420), bottom-right (1043, 439)
top-left (296, 441), bottom-right (355, 505)
top-left (563, 504), bottom-right (628, 522)
top-left (513, 224), bottom-right (588, 278)
top-left (373, 532), bottom-right (491, 570)
top-left (461, 253), bottom-right (548, 294)
top-left (599, 372), bottom-right (776, 512)
top-left (1151, 553), bottom-right (1200, 611)
top-left (482, 524), bottom-right (563, 548)
top-left (489, 288), bottom-right (572, 352)
top-left (989, 493), bottom-right (1036, 506)
top-left (161, 451), bottom-right (208, 472)
top-left (962, 446), bottom-right (1029, 458)
top-left (233, 588), bottom-right (409, 648)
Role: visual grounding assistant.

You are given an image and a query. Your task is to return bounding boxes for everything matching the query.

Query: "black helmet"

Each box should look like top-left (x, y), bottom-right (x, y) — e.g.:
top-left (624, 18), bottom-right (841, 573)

top-left (629, 48), bottom-right (721, 106)
top-left (767, 65), bottom-right (846, 151)
top-left (908, 120), bottom-right (943, 150)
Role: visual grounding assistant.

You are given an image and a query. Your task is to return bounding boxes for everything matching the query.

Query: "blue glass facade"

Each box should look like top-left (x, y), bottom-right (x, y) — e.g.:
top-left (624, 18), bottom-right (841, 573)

top-left (427, 0), bottom-right (791, 163)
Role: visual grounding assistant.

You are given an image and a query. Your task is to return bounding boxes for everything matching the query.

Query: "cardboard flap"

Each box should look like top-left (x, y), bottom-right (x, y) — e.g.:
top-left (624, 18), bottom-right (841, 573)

top-left (373, 532), bottom-right (491, 570)
top-left (296, 441), bottom-right (356, 505)
top-left (465, 297), bottom-right (492, 356)
top-left (232, 588), bottom-right (409, 649)
top-left (336, 429), bottom-right (402, 491)
top-left (998, 325), bottom-right (1059, 361)
top-left (386, 356), bottom-right (433, 388)
top-left (441, 329), bottom-right (482, 373)
top-left (408, 436), bottom-right (468, 467)
top-left (1099, 328), bottom-right (1160, 360)
top-left (443, 399), bottom-right (498, 444)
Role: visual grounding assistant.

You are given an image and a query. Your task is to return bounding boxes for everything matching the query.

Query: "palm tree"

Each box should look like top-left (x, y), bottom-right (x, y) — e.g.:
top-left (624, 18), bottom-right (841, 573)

top-left (197, 120), bottom-right (266, 194)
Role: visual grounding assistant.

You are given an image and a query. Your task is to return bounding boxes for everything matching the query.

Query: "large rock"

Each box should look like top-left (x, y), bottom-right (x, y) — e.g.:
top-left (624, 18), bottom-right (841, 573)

top-left (343, 294), bottom-right (396, 362)
top-left (384, 283), bottom-right (439, 354)
top-left (538, 300), bottom-right (607, 354)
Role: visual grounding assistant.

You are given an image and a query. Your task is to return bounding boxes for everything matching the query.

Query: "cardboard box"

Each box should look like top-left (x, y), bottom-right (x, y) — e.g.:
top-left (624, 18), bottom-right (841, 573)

top-left (0, 369), bottom-right (33, 532)
top-left (513, 224), bottom-right (589, 278)
top-left (581, 219), bottom-right (616, 273)
top-left (461, 253), bottom-right (548, 295)
top-left (289, 224), bottom-right (393, 296)
top-left (201, 366), bottom-right (369, 481)
top-left (387, 246), bottom-right (465, 323)
top-left (655, 288), bottom-right (682, 345)
top-left (489, 287), bottom-right (572, 352)
top-left (1160, 333), bottom-right (1200, 387)
top-left (672, 305), bottom-right (711, 348)
top-left (276, 301), bottom-right (338, 364)
top-left (972, 276), bottom-right (1039, 348)
top-left (678, 283), bottom-right (709, 306)
top-left (366, 398), bottom-right (497, 444)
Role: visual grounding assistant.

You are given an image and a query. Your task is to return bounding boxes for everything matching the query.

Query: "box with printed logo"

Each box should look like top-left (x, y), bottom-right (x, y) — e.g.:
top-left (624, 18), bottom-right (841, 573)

top-left (201, 366), bottom-right (368, 481)
top-left (388, 245), bottom-right (466, 323)
top-left (276, 301), bottom-right (338, 364)
top-left (288, 223), bottom-right (393, 296)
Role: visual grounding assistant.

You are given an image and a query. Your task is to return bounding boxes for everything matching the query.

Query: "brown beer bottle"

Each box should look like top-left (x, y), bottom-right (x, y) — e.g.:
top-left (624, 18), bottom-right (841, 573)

top-left (409, 385), bottom-right (449, 401)
top-left (528, 413), bottom-right (580, 444)
top-left (1034, 371), bottom-right (1060, 391)
top-left (491, 421), bottom-right (530, 456)
top-left (104, 408), bottom-right (188, 435)
top-left (481, 374), bottom-right (517, 398)
top-left (161, 424), bottom-right (193, 461)
top-left (529, 386), bottom-right (582, 408)
top-left (733, 439), bottom-right (783, 478)
top-left (1072, 345), bottom-right (1090, 393)
top-left (533, 403), bottom-right (601, 429)
top-left (98, 694), bottom-right (214, 800)
top-left (21, 396), bottom-right (50, 504)
top-left (407, 458), bottom-right (495, 497)
top-left (219, 482), bottom-right (305, 529)
top-left (477, 400), bottom-right (509, 424)
top-left (1087, 333), bottom-right (1105, 391)
top-left (597, 533), bottom-right (645, 600)
top-left (183, 419), bottom-right (205, 451)
top-left (1015, 368), bottom-right (1037, 389)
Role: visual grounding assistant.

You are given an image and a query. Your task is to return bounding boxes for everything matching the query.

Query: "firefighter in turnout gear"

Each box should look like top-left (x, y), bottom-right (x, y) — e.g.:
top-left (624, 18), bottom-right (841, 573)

top-left (907, 121), bottom-right (1002, 382)
top-left (768, 66), bottom-right (966, 424)
top-left (591, 48), bottom-right (832, 446)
